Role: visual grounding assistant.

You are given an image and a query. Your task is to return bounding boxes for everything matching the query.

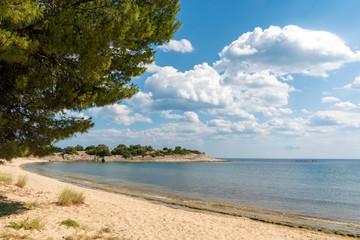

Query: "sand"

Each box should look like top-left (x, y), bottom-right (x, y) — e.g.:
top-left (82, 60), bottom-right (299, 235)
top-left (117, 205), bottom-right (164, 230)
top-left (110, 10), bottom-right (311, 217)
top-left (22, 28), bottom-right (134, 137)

top-left (0, 158), bottom-right (353, 240)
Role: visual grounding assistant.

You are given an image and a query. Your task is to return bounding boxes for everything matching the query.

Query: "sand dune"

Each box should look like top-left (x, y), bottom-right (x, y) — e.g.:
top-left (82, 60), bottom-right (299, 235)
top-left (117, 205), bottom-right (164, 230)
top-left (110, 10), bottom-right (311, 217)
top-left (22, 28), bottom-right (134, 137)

top-left (0, 158), bottom-right (352, 240)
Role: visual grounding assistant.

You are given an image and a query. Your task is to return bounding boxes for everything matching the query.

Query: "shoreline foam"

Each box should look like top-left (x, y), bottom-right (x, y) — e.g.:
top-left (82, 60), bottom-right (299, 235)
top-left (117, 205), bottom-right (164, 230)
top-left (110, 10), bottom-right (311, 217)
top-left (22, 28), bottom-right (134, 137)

top-left (0, 158), bottom-right (356, 239)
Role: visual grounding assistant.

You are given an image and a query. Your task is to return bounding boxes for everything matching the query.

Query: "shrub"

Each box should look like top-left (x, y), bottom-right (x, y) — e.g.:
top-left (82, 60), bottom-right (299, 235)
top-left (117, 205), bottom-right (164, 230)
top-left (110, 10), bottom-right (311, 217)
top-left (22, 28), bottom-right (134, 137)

top-left (63, 146), bottom-right (78, 155)
top-left (74, 145), bottom-right (84, 151)
top-left (61, 219), bottom-right (80, 228)
top-left (58, 188), bottom-right (85, 206)
top-left (15, 175), bottom-right (28, 188)
top-left (85, 145), bottom-right (97, 155)
top-left (8, 218), bottom-right (44, 230)
top-left (0, 172), bottom-right (13, 184)
top-left (96, 144), bottom-right (112, 157)
top-left (54, 147), bottom-right (63, 153)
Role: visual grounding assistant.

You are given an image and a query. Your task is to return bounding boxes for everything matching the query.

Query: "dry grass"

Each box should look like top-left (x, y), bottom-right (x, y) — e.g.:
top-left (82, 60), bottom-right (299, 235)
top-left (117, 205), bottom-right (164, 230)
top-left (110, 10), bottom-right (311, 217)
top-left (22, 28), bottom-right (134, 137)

top-left (0, 172), bottom-right (13, 184)
top-left (58, 188), bottom-right (85, 206)
top-left (0, 232), bottom-right (33, 240)
top-left (15, 175), bottom-right (28, 188)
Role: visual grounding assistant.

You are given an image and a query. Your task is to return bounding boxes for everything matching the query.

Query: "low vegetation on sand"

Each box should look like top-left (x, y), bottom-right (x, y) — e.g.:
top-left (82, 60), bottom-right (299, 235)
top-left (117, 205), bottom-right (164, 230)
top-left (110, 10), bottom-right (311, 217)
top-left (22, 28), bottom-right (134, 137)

top-left (61, 219), bottom-right (80, 228)
top-left (8, 218), bottom-right (44, 230)
top-left (58, 188), bottom-right (85, 206)
top-left (15, 175), bottom-right (28, 188)
top-left (0, 172), bottom-right (13, 184)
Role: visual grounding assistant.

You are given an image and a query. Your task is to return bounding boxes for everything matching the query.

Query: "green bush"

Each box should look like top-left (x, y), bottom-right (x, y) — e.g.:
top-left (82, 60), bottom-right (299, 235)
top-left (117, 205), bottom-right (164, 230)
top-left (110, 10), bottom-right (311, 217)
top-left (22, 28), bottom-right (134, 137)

top-left (61, 219), bottom-right (80, 228)
top-left (63, 146), bottom-right (78, 155)
top-left (74, 145), bottom-right (84, 151)
top-left (85, 145), bottom-right (97, 155)
top-left (96, 144), bottom-right (112, 157)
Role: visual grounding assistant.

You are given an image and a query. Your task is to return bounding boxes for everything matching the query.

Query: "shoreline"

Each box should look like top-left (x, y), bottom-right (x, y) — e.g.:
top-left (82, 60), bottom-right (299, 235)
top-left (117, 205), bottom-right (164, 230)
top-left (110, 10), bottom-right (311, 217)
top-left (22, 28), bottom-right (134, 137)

top-left (46, 151), bottom-right (229, 163)
top-left (22, 161), bottom-right (360, 238)
top-left (0, 158), bottom-right (356, 239)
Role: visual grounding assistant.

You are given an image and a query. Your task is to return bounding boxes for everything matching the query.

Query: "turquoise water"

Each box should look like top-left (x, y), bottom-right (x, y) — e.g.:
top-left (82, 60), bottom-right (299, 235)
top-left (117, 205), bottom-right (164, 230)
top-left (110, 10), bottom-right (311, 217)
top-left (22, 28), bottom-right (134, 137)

top-left (24, 159), bottom-right (360, 226)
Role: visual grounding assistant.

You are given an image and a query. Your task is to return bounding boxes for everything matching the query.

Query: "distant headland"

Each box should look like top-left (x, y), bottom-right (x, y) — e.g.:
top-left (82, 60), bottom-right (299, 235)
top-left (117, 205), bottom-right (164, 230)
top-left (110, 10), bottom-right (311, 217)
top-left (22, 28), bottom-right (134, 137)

top-left (46, 144), bottom-right (227, 163)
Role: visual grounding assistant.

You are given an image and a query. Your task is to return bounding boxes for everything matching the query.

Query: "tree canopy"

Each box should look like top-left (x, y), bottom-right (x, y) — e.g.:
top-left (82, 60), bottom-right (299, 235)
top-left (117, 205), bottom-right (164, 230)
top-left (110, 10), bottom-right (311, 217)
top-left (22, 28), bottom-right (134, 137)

top-left (0, 0), bottom-right (181, 160)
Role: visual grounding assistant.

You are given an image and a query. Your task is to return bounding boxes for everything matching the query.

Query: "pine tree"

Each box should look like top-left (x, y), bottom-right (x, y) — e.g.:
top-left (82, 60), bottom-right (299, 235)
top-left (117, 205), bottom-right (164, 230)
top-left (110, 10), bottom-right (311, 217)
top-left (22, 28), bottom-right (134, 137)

top-left (0, 0), bottom-right (181, 160)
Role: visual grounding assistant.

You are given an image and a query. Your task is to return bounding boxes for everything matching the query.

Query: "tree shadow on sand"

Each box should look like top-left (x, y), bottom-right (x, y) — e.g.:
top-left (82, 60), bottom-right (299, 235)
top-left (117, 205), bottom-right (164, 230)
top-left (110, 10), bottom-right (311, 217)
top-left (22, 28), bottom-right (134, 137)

top-left (0, 194), bottom-right (29, 217)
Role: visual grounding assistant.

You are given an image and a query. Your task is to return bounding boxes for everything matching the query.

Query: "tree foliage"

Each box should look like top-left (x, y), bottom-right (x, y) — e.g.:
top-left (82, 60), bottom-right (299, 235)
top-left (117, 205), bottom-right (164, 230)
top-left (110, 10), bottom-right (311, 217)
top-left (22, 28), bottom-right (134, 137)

top-left (85, 145), bottom-right (97, 155)
top-left (74, 144), bottom-right (84, 151)
top-left (0, 0), bottom-right (181, 160)
top-left (63, 146), bottom-right (78, 155)
top-left (110, 143), bottom-right (203, 158)
top-left (95, 144), bottom-right (111, 157)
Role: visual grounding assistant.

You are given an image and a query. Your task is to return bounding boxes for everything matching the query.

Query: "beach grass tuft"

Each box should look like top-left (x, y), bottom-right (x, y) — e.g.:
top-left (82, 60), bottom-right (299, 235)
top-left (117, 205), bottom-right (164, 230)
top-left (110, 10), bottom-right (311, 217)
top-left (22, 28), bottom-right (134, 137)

top-left (8, 218), bottom-right (44, 230)
top-left (61, 219), bottom-right (80, 228)
top-left (101, 227), bottom-right (111, 233)
top-left (0, 172), bottom-right (13, 184)
top-left (0, 232), bottom-right (33, 240)
top-left (58, 188), bottom-right (85, 206)
top-left (25, 201), bottom-right (40, 209)
top-left (15, 175), bottom-right (28, 188)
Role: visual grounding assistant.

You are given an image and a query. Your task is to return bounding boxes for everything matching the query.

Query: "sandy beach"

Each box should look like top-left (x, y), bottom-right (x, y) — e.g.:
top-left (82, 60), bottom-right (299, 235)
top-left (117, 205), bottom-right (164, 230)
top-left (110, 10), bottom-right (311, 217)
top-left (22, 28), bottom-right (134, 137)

top-left (0, 158), bottom-right (354, 240)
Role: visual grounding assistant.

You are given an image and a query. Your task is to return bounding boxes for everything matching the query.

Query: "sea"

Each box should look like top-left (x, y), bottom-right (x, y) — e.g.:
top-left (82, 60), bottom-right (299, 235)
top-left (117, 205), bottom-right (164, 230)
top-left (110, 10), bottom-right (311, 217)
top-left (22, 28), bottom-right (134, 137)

top-left (23, 158), bottom-right (360, 235)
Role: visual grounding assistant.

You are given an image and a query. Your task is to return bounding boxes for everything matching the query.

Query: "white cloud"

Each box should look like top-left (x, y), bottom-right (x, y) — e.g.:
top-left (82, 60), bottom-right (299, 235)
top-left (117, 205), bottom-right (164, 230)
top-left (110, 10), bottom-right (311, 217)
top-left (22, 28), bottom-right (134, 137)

top-left (344, 76), bottom-right (360, 89)
top-left (128, 92), bottom-right (154, 109)
top-left (133, 25), bottom-right (359, 122)
top-left (322, 97), bottom-right (340, 103)
top-left (158, 39), bottom-right (194, 53)
top-left (214, 25), bottom-right (360, 77)
top-left (144, 63), bottom-right (233, 110)
top-left (309, 111), bottom-right (360, 128)
top-left (332, 101), bottom-right (358, 110)
top-left (161, 110), bottom-right (200, 122)
top-left (280, 75), bottom-right (294, 81)
top-left (57, 109), bottom-right (89, 120)
top-left (122, 25), bottom-right (360, 140)
top-left (142, 63), bottom-right (293, 118)
top-left (301, 109), bottom-right (310, 114)
top-left (265, 117), bottom-right (307, 136)
top-left (89, 104), bottom-right (152, 126)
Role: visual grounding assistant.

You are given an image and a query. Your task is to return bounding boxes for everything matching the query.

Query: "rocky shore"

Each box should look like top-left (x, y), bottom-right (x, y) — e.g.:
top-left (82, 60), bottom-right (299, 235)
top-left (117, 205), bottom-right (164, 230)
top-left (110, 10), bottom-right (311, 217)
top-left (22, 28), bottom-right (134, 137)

top-left (44, 151), bottom-right (228, 163)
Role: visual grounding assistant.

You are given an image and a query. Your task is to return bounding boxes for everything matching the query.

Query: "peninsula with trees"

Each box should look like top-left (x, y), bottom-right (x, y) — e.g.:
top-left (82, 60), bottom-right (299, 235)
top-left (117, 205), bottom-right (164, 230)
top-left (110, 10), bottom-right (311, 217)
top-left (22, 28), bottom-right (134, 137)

top-left (48, 144), bottom-right (226, 163)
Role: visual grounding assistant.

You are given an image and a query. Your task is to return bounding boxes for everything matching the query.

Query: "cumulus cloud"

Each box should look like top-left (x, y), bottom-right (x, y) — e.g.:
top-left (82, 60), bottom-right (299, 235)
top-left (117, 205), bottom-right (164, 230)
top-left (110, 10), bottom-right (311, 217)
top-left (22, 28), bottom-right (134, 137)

top-left (214, 25), bottom-right (360, 77)
top-left (120, 25), bottom-right (360, 140)
top-left (161, 110), bottom-right (200, 122)
top-left (141, 63), bottom-right (294, 118)
top-left (158, 39), bottom-right (194, 53)
top-left (128, 92), bottom-right (154, 109)
top-left (133, 25), bottom-right (359, 122)
top-left (89, 104), bottom-right (152, 126)
top-left (344, 76), bottom-right (360, 89)
top-left (322, 97), bottom-right (340, 103)
top-left (144, 63), bottom-right (232, 110)
top-left (332, 101), bottom-right (358, 110)
top-left (265, 117), bottom-right (307, 136)
top-left (309, 111), bottom-right (360, 128)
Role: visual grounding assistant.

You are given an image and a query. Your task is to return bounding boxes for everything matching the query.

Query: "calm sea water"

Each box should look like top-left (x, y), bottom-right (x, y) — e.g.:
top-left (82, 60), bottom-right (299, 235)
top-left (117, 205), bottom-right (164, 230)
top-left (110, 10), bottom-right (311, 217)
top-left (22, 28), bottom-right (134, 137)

top-left (24, 158), bottom-right (360, 225)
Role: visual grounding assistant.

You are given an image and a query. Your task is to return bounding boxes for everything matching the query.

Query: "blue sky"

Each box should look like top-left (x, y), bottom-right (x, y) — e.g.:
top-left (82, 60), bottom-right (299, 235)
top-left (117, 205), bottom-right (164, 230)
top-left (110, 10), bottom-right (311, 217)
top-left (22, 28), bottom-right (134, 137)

top-left (60, 0), bottom-right (360, 158)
